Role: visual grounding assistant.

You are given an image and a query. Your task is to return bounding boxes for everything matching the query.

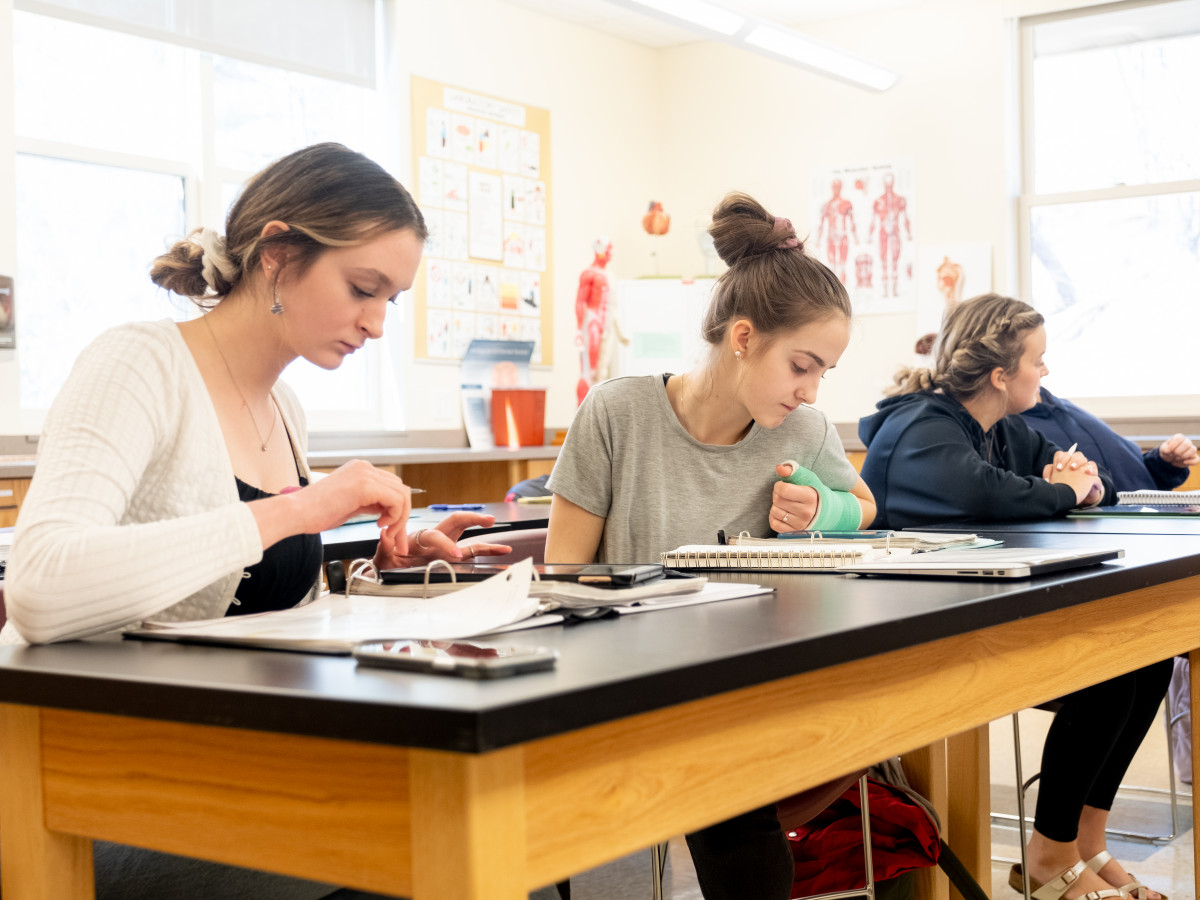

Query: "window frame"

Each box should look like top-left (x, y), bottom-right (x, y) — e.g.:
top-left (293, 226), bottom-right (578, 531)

top-left (11, 5), bottom-right (398, 433)
top-left (1016, 0), bottom-right (1200, 418)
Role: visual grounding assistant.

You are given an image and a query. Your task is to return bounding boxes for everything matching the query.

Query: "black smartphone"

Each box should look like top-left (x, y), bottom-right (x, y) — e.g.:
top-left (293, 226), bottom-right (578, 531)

top-left (379, 563), bottom-right (664, 586)
top-left (353, 639), bottom-right (558, 678)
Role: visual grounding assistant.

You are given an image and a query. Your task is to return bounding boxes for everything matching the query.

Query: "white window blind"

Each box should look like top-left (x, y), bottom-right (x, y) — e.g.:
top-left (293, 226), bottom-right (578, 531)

top-left (16, 0), bottom-right (377, 86)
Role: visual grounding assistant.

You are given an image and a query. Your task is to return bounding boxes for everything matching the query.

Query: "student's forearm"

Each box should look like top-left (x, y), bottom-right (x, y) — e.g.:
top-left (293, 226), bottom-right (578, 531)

top-left (545, 494), bottom-right (605, 563)
top-left (857, 496), bottom-right (877, 529)
top-left (249, 493), bottom-right (307, 550)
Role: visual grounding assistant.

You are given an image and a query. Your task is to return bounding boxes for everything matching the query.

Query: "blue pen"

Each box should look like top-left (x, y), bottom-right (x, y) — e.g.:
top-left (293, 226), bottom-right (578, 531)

top-left (430, 503), bottom-right (485, 510)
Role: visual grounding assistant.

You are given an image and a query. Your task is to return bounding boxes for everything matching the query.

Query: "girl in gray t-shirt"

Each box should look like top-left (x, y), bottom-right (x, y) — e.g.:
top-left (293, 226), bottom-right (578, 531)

top-left (546, 191), bottom-right (876, 900)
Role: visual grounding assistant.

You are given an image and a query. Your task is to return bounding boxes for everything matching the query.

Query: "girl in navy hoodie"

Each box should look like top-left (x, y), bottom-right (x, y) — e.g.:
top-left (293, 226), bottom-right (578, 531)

top-left (859, 293), bottom-right (1169, 900)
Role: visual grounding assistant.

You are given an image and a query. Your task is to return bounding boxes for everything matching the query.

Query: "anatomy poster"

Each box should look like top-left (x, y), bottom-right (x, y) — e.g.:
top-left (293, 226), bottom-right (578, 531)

top-left (412, 76), bottom-right (553, 363)
top-left (914, 242), bottom-right (992, 361)
top-left (811, 160), bottom-right (916, 315)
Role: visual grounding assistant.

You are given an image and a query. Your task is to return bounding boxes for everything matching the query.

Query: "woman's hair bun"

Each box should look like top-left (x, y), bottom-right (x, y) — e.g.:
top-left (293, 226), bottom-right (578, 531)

top-left (707, 192), bottom-right (798, 266)
top-left (149, 237), bottom-right (214, 300)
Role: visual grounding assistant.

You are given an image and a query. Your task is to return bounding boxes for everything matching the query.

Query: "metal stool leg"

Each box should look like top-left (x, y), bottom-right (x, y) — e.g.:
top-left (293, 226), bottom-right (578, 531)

top-left (650, 840), bottom-right (668, 899)
top-left (1164, 705), bottom-right (1180, 840)
top-left (786, 774), bottom-right (876, 900)
top-left (1015, 713), bottom-right (1033, 900)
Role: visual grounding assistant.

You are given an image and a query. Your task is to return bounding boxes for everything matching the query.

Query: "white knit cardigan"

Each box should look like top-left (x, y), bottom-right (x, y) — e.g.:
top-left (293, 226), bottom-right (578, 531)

top-left (3, 320), bottom-right (316, 644)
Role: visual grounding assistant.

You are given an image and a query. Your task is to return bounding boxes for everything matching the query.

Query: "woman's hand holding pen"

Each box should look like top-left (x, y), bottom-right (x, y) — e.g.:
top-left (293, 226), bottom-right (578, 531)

top-left (770, 463), bottom-right (820, 532)
top-left (1160, 433), bottom-right (1200, 468)
top-left (1049, 442), bottom-right (1091, 474)
top-left (373, 512), bottom-right (513, 571)
top-left (1042, 445), bottom-right (1103, 507)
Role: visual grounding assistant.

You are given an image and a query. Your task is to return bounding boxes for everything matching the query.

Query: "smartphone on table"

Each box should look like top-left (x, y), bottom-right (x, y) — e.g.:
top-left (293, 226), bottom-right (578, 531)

top-left (353, 639), bottom-right (558, 678)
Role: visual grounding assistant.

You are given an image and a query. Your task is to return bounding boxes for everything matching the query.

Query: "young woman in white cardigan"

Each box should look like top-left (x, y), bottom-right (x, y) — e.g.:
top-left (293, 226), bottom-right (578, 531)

top-left (6, 142), bottom-right (507, 644)
top-left (6, 144), bottom-right (516, 898)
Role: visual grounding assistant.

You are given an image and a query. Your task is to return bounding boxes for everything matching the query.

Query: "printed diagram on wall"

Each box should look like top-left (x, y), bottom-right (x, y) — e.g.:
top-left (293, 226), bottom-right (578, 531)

top-left (811, 160), bottom-right (916, 315)
top-left (914, 242), bottom-right (992, 361)
top-left (412, 76), bottom-right (553, 364)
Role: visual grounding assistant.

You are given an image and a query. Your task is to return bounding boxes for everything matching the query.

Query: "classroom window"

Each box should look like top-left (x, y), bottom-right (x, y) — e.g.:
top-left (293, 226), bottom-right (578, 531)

top-left (1019, 0), bottom-right (1200, 405)
top-left (11, 1), bottom-right (396, 429)
top-left (14, 155), bottom-right (187, 409)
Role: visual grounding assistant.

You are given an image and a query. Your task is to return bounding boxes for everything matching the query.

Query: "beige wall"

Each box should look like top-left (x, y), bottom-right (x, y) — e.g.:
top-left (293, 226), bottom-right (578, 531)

top-left (391, 0), bottom-right (665, 433)
top-left (649, 0), bottom-right (1013, 425)
top-left (0, 0), bottom-right (1143, 439)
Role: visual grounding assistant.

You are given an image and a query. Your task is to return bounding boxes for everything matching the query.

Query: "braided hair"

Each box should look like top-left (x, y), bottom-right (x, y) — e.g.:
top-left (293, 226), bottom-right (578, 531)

top-left (886, 293), bottom-right (1044, 399)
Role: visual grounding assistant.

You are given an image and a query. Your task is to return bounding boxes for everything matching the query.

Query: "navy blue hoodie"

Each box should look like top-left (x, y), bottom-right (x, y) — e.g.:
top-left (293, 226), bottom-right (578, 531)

top-left (858, 391), bottom-right (1115, 530)
top-left (1021, 387), bottom-right (1187, 493)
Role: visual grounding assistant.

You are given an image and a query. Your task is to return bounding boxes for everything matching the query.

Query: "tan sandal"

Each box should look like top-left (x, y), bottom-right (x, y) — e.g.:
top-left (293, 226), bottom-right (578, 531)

top-left (1085, 851), bottom-right (1167, 900)
top-left (1009, 860), bottom-right (1128, 900)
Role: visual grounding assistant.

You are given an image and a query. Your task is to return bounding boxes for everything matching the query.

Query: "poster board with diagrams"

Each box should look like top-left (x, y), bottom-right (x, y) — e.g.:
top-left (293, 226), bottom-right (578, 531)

top-left (411, 75), bottom-right (553, 364)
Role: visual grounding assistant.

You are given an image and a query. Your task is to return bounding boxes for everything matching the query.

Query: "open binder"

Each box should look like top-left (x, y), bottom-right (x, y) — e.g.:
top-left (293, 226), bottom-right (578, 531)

top-left (127, 558), bottom-right (773, 655)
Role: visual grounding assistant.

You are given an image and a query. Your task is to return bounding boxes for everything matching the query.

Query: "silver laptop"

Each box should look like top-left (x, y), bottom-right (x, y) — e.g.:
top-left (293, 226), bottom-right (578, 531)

top-left (836, 546), bottom-right (1124, 579)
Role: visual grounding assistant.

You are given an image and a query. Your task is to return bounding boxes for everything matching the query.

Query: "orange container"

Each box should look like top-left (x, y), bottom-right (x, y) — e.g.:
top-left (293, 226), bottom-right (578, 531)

top-left (491, 388), bottom-right (547, 447)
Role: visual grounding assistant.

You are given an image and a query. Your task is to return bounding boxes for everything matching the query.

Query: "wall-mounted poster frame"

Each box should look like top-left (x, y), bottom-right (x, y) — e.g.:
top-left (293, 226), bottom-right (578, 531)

top-left (411, 75), bottom-right (553, 365)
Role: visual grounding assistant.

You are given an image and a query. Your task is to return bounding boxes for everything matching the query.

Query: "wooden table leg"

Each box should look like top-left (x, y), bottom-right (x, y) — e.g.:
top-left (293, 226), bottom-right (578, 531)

top-left (947, 725), bottom-right (990, 900)
top-left (0, 703), bottom-right (95, 900)
top-left (902, 740), bottom-right (949, 900)
top-left (507, 460), bottom-right (528, 492)
top-left (410, 745), bottom-right (528, 899)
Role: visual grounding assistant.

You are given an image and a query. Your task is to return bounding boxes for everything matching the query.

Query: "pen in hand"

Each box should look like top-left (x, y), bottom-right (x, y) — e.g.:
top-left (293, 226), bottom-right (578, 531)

top-left (1056, 442), bottom-right (1078, 471)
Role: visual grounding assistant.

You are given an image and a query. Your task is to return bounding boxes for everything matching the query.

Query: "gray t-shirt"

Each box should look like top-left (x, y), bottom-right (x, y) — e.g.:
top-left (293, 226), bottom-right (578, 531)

top-left (546, 375), bottom-right (859, 563)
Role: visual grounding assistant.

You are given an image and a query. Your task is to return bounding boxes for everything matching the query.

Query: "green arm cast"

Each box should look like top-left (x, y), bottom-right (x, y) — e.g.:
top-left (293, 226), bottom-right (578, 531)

top-left (778, 462), bottom-right (863, 531)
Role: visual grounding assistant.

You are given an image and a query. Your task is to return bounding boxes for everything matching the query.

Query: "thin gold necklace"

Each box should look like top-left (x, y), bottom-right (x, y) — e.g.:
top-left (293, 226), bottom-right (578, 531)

top-left (675, 373), bottom-right (691, 431)
top-left (202, 314), bottom-right (277, 452)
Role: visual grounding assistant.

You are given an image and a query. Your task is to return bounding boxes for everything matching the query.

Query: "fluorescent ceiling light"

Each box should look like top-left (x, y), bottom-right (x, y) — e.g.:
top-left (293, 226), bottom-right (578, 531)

top-left (626, 0), bottom-right (745, 36)
top-left (744, 24), bottom-right (899, 91)
top-left (604, 0), bottom-right (900, 92)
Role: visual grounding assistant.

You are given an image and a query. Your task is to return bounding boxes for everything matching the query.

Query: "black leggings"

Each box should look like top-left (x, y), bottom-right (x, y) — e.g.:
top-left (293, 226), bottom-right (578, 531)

top-left (685, 804), bottom-right (795, 900)
top-left (1033, 659), bottom-right (1173, 842)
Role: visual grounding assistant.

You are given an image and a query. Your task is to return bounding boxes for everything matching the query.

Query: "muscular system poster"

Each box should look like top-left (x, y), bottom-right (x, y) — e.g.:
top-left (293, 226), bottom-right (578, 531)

top-left (811, 160), bottom-right (915, 315)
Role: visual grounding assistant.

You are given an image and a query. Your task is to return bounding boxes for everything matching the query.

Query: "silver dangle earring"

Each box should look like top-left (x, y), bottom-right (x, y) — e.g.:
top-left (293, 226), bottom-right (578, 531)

top-left (269, 284), bottom-right (284, 316)
top-left (735, 350), bottom-right (743, 361)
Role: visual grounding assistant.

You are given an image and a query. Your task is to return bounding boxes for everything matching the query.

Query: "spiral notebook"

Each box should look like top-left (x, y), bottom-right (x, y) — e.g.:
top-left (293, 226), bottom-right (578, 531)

top-left (661, 543), bottom-right (893, 572)
top-left (1117, 489), bottom-right (1200, 507)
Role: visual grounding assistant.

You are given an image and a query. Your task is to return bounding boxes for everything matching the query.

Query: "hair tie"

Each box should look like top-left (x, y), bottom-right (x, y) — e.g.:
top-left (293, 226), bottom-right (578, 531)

top-left (773, 216), bottom-right (801, 250)
top-left (190, 228), bottom-right (238, 290)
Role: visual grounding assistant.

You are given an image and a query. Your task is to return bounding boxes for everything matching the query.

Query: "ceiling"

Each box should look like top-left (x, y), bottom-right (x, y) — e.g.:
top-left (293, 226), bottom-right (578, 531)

top-left (503, 0), bottom-right (921, 48)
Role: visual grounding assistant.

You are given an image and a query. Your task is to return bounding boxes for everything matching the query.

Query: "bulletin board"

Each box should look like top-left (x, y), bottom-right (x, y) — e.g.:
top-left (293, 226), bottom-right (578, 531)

top-left (410, 75), bottom-right (553, 365)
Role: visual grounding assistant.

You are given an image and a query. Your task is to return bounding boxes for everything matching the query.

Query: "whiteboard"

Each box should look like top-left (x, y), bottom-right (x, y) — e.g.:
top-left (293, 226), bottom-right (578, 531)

top-left (614, 278), bottom-right (717, 378)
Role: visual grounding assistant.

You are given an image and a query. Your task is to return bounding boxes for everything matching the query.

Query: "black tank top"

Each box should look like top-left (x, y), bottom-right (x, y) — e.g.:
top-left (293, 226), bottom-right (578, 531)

top-left (228, 476), bottom-right (323, 617)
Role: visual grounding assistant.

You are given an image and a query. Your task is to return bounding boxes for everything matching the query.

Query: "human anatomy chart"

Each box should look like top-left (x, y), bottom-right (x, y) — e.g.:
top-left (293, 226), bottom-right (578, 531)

top-left (811, 161), bottom-right (915, 315)
top-left (412, 77), bottom-right (552, 363)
